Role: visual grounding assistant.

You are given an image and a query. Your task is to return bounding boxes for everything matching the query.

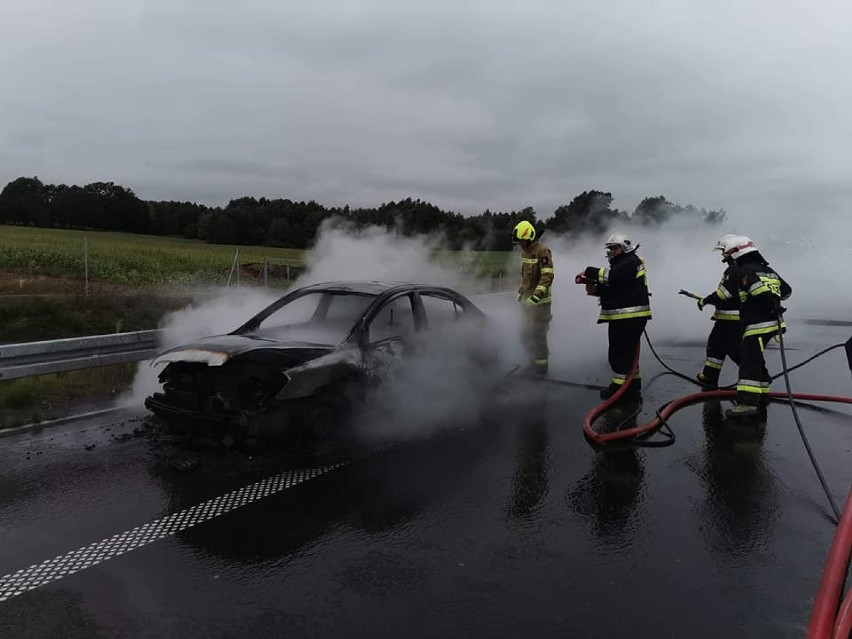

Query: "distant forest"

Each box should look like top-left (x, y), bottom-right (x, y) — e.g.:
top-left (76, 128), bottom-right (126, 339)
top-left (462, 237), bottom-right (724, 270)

top-left (0, 176), bottom-right (726, 251)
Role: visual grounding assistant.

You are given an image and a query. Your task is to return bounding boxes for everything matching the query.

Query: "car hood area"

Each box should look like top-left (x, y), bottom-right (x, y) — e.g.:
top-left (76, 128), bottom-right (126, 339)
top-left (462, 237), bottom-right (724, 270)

top-left (151, 334), bottom-right (335, 368)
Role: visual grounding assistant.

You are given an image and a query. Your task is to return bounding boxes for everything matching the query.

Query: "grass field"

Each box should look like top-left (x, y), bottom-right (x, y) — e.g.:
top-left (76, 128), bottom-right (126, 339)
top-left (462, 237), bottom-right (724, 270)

top-left (0, 225), bottom-right (515, 421)
top-left (0, 225), bottom-right (306, 286)
top-left (433, 249), bottom-right (512, 278)
top-left (0, 225), bottom-right (514, 286)
top-left (0, 363), bottom-right (138, 429)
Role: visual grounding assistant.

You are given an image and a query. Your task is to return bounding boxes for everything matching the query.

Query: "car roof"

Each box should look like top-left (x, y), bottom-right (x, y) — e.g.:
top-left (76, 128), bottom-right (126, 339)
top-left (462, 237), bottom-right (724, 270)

top-left (297, 280), bottom-right (419, 295)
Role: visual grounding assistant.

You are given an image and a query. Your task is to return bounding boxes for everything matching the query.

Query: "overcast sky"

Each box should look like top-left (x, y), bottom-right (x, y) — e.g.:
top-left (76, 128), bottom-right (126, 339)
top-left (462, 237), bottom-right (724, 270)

top-left (2, 0), bottom-right (850, 225)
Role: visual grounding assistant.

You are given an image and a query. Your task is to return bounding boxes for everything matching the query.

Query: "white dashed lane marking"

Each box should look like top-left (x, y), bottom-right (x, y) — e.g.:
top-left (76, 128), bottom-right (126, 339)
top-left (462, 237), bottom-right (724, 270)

top-left (0, 462), bottom-right (348, 602)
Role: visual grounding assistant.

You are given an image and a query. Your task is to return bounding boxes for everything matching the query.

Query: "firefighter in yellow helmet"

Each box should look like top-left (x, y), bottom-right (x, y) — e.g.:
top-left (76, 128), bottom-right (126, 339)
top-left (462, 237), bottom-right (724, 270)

top-left (512, 220), bottom-right (554, 375)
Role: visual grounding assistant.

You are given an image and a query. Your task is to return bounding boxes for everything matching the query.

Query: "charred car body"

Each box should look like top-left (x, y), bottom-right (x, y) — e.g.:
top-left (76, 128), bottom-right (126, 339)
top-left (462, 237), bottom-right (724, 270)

top-left (145, 282), bottom-right (488, 445)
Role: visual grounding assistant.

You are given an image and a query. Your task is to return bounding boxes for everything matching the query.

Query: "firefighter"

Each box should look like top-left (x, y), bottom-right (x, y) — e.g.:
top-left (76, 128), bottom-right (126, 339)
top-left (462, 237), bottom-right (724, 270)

top-left (694, 234), bottom-right (743, 388)
top-left (512, 220), bottom-right (554, 375)
top-left (577, 233), bottom-right (651, 402)
top-left (703, 236), bottom-right (791, 419)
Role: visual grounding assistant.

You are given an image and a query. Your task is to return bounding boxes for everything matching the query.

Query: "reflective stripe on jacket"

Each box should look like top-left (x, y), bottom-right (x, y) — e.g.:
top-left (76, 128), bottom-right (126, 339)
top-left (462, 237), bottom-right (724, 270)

top-left (584, 253), bottom-right (651, 323)
top-left (733, 259), bottom-right (791, 330)
top-left (701, 266), bottom-right (741, 321)
top-left (518, 241), bottom-right (554, 303)
top-left (703, 258), bottom-right (790, 331)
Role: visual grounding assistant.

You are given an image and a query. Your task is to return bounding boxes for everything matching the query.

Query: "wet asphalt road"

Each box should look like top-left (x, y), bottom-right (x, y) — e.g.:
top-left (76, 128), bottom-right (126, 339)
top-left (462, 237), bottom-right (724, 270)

top-left (0, 327), bottom-right (850, 638)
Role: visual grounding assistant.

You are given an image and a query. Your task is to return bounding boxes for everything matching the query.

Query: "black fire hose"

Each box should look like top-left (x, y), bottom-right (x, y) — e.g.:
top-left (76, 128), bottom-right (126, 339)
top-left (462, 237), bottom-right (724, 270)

top-left (776, 313), bottom-right (842, 522)
top-left (642, 315), bottom-right (849, 523)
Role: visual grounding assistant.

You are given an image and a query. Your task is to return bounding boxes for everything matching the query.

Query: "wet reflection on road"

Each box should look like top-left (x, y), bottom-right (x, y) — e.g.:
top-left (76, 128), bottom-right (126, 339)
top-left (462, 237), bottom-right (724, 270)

top-left (694, 400), bottom-right (780, 559)
top-left (506, 394), bottom-right (550, 525)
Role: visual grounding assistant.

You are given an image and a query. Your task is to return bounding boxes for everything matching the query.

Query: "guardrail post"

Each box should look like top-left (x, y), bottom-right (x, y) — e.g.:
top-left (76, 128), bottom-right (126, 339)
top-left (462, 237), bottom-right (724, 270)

top-left (83, 236), bottom-right (89, 296)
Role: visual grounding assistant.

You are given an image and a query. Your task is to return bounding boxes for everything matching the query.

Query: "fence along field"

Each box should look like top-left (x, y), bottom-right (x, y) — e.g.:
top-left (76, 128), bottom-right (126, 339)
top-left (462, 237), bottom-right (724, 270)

top-left (0, 225), bottom-right (513, 289)
top-left (0, 224), bottom-right (515, 423)
top-left (0, 225), bottom-right (306, 287)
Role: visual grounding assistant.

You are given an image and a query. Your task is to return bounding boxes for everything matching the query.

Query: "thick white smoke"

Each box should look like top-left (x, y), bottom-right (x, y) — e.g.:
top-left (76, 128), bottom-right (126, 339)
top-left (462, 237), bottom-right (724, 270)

top-left (293, 222), bottom-right (525, 440)
top-left (540, 215), bottom-right (852, 396)
top-left (123, 214), bottom-right (850, 437)
top-left (121, 288), bottom-right (279, 407)
top-left (297, 222), bottom-right (458, 287)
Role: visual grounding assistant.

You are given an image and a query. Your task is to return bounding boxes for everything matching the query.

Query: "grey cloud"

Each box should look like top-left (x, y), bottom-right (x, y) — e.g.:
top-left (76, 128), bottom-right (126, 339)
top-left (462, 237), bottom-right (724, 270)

top-left (1, 0), bottom-right (850, 225)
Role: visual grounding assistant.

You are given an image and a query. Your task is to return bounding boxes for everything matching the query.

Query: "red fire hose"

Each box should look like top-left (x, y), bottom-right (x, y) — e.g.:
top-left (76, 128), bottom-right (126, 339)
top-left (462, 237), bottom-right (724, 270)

top-left (582, 344), bottom-right (852, 638)
top-left (585, 373), bottom-right (852, 639)
top-left (833, 587), bottom-right (852, 639)
top-left (584, 387), bottom-right (852, 445)
top-left (807, 488), bottom-right (852, 639)
top-left (583, 345), bottom-right (852, 446)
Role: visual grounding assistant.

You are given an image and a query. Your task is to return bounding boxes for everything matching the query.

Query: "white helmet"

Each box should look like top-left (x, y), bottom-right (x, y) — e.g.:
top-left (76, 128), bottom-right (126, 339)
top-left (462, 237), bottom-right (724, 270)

top-left (712, 234), bottom-right (739, 261)
top-left (712, 234), bottom-right (738, 251)
top-left (605, 232), bottom-right (638, 257)
top-left (714, 235), bottom-right (758, 260)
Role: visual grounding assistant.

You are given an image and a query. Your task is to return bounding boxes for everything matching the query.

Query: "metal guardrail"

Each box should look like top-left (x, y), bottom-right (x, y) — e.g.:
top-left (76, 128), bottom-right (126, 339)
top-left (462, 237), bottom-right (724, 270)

top-left (0, 330), bottom-right (164, 380)
top-left (2, 316), bottom-right (848, 382)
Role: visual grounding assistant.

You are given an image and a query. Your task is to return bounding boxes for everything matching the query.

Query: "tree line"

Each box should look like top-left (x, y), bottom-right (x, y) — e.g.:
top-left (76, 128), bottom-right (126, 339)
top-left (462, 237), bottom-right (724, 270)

top-left (0, 176), bottom-right (726, 251)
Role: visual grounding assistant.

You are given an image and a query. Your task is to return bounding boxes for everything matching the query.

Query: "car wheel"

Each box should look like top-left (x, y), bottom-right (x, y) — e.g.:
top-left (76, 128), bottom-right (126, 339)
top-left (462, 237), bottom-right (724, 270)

top-left (300, 391), bottom-right (351, 448)
top-left (303, 402), bottom-right (336, 441)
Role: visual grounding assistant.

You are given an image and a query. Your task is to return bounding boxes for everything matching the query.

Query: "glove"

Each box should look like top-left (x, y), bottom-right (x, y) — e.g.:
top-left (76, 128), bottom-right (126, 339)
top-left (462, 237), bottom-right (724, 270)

top-left (697, 299), bottom-right (706, 311)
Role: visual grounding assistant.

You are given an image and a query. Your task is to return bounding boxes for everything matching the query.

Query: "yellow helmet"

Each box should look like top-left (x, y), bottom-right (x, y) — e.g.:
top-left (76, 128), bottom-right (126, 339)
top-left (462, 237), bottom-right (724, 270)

top-left (512, 220), bottom-right (536, 243)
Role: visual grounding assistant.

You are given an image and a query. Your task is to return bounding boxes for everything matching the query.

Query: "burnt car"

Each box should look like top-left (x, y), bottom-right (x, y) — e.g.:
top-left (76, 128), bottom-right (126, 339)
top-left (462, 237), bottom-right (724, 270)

top-left (145, 281), bottom-right (488, 446)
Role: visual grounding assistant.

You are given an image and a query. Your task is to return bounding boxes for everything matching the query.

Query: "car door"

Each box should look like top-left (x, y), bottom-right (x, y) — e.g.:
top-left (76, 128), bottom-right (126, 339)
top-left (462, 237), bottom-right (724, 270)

top-left (417, 290), bottom-right (494, 371)
top-left (360, 293), bottom-right (422, 395)
top-left (417, 292), bottom-right (466, 330)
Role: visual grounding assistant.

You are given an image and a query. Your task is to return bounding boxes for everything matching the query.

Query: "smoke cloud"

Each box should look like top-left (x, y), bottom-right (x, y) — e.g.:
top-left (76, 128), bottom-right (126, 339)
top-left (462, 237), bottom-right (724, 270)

top-left (124, 216), bottom-right (850, 442)
top-left (121, 288), bottom-right (279, 407)
top-left (298, 222), bottom-right (457, 287)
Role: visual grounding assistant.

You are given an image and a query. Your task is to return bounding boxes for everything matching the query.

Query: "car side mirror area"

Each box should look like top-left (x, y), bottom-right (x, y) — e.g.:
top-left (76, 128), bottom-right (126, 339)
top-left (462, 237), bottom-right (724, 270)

top-left (351, 322), bottom-right (369, 348)
top-left (845, 334), bottom-right (852, 381)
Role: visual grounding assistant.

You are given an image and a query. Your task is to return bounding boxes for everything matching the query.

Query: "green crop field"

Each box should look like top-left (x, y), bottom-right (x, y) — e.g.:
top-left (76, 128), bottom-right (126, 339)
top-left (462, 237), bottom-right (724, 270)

top-left (0, 225), bottom-right (515, 286)
top-left (0, 225), bottom-right (516, 418)
top-left (0, 225), bottom-right (306, 286)
top-left (433, 249), bottom-right (512, 277)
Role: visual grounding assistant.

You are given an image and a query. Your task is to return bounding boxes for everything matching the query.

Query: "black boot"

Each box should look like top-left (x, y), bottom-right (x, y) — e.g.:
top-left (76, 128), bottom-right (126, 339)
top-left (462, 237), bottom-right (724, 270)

top-left (599, 384), bottom-right (619, 400)
top-left (600, 382), bottom-right (641, 403)
top-left (725, 403), bottom-right (763, 420)
top-left (697, 372), bottom-right (719, 390)
top-left (623, 384), bottom-right (642, 403)
top-left (520, 364), bottom-right (547, 377)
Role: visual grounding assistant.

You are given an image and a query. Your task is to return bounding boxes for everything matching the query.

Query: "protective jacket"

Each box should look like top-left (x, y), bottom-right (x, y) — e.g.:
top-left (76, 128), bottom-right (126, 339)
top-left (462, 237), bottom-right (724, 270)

top-left (518, 241), bottom-right (554, 303)
top-left (702, 253), bottom-right (791, 338)
top-left (701, 266), bottom-right (741, 322)
top-left (584, 253), bottom-right (651, 323)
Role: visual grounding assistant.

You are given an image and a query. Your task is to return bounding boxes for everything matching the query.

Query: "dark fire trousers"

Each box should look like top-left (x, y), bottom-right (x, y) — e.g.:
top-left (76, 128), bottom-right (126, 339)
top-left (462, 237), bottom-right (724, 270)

top-left (737, 329), bottom-right (778, 406)
top-left (607, 318), bottom-right (647, 396)
top-left (701, 321), bottom-right (742, 384)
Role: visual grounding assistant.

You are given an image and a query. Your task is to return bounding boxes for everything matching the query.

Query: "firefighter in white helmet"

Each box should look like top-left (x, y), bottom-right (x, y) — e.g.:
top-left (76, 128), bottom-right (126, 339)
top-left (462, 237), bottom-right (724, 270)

top-left (512, 220), bottom-right (554, 375)
top-left (700, 235), bottom-right (792, 418)
top-left (577, 232), bottom-right (651, 402)
top-left (694, 234), bottom-right (743, 387)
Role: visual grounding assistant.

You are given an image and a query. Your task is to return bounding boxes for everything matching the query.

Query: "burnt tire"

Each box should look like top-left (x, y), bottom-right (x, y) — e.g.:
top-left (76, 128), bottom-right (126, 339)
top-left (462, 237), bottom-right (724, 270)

top-left (297, 391), bottom-right (351, 447)
top-left (303, 403), bottom-right (336, 441)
